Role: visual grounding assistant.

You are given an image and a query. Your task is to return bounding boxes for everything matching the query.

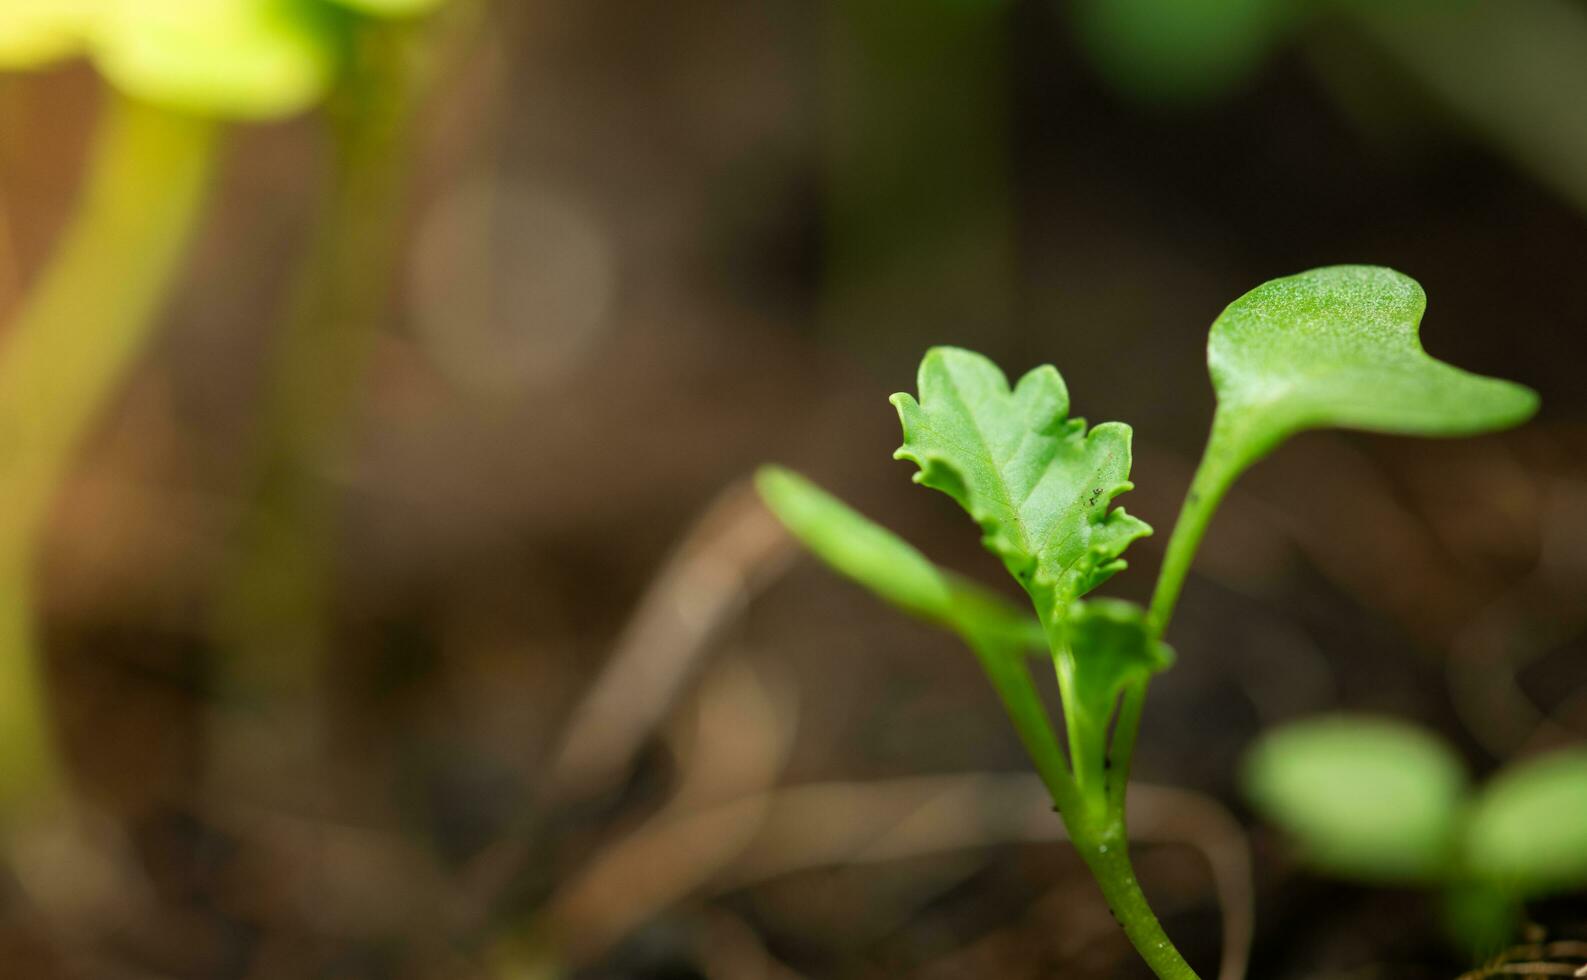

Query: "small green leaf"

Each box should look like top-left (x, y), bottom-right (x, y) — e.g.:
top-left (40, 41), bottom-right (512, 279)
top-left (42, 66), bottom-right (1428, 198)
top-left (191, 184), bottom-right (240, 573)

top-left (1056, 598), bottom-right (1172, 803)
top-left (1464, 748), bottom-right (1587, 895)
top-left (1209, 266), bottom-right (1539, 466)
top-left (891, 347), bottom-right (1150, 624)
top-left (754, 465), bottom-right (1042, 649)
top-left (0, 0), bottom-right (93, 68)
top-left (1060, 600), bottom-right (1172, 753)
top-left (1243, 714), bottom-right (1467, 884)
top-left (92, 0), bottom-right (337, 120)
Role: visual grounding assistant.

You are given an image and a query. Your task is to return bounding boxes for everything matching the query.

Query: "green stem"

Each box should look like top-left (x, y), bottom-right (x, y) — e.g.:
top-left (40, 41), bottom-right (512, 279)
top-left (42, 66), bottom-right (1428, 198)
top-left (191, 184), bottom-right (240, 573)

top-left (1147, 413), bottom-right (1247, 639)
top-left (1078, 412), bottom-right (1257, 979)
top-left (0, 95), bottom-right (216, 825)
top-left (966, 631), bottom-right (1083, 820)
top-left (1106, 679), bottom-right (1146, 814)
top-left (1072, 814), bottom-right (1202, 980)
top-left (213, 22), bottom-right (427, 709)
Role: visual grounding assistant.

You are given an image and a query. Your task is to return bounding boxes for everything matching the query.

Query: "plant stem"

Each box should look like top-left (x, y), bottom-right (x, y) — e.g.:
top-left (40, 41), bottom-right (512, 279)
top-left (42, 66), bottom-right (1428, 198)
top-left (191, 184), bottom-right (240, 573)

top-left (1147, 413), bottom-right (1247, 639)
top-left (0, 95), bottom-right (216, 826)
top-left (967, 632), bottom-right (1083, 819)
top-left (212, 21), bottom-right (427, 714)
top-left (1072, 814), bottom-right (1202, 980)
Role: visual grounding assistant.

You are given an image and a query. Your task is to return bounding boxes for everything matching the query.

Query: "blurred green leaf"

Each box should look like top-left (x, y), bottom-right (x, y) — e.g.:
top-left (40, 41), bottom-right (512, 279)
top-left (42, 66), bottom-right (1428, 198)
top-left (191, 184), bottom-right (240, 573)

top-left (1464, 748), bottom-right (1587, 895)
top-left (93, 0), bottom-right (337, 120)
top-left (1243, 714), bottom-right (1468, 883)
top-left (1072, 0), bottom-right (1295, 104)
top-left (1208, 265), bottom-right (1538, 467)
top-left (324, 0), bottom-right (446, 16)
top-left (0, 0), bottom-right (93, 68)
top-left (891, 347), bottom-right (1150, 626)
top-left (754, 465), bottom-right (1042, 649)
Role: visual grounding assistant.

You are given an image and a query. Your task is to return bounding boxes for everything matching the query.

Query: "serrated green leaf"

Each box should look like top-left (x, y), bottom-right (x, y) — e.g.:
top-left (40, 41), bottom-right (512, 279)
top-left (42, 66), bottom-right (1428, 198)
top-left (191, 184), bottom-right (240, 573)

top-left (891, 347), bottom-right (1150, 625)
top-left (1464, 748), bottom-right (1587, 895)
top-left (1242, 714), bottom-right (1467, 884)
top-left (92, 0), bottom-right (337, 119)
top-left (0, 0), bottom-right (94, 68)
top-left (1209, 266), bottom-right (1539, 465)
top-left (1056, 598), bottom-right (1172, 804)
top-left (754, 465), bottom-right (1042, 649)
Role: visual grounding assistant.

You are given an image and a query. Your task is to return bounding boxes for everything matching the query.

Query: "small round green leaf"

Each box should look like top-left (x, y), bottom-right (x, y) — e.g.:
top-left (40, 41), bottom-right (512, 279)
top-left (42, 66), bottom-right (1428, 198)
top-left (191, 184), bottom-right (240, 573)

top-left (1243, 714), bottom-right (1468, 883)
top-left (1209, 266), bottom-right (1539, 465)
top-left (92, 0), bottom-right (337, 119)
top-left (1464, 748), bottom-right (1587, 895)
top-left (0, 0), bottom-right (93, 68)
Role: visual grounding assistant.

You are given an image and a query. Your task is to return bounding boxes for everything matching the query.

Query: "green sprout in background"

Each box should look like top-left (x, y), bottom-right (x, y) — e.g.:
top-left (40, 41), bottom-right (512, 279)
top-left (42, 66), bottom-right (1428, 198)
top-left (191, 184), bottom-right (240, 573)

top-left (759, 265), bottom-right (1540, 978)
top-left (0, 0), bottom-right (445, 836)
top-left (1245, 715), bottom-right (1587, 959)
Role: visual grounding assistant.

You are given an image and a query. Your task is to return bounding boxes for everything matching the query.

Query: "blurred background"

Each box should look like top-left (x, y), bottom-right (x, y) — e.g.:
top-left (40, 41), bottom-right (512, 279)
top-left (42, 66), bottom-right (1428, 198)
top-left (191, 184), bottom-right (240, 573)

top-left (0, 0), bottom-right (1584, 977)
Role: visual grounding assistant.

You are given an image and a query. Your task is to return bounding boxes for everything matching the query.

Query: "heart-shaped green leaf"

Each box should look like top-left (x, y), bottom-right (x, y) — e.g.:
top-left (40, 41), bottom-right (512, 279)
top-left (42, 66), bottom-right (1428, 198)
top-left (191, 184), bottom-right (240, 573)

top-left (755, 465), bottom-right (1042, 649)
top-left (92, 0), bottom-right (337, 119)
top-left (1463, 748), bottom-right (1587, 895)
top-left (891, 347), bottom-right (1150, 625)
top-left (1209, 265), bottom-right (1538, 466)
top-left (1243, 714), bottom-right (1468, 884)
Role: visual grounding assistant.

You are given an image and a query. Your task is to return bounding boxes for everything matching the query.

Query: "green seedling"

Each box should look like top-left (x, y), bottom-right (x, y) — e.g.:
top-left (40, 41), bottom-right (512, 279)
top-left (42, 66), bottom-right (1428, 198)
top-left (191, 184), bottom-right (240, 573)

top-left (0, 0), bottom-right (448, 828)
top-left (757, 265), bottom-right (1537, 978)
top-left (1245, 714), bottom-right (1587, 956)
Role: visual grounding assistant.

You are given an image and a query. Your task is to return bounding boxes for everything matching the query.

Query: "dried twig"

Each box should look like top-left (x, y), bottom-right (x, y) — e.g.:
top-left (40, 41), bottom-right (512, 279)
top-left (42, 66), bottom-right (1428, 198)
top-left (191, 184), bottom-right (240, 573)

top-left (547, 480), bottom-right (794, 799)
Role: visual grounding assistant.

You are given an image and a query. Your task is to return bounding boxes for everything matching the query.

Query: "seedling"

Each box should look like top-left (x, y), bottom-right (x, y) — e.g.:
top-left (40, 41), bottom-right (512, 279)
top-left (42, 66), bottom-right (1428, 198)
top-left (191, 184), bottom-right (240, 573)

top-left (1245, 714), bottom-right (1587, 957)
top-left (757, 265), bottom-right (1538, 978)
top-left (0, 0), bottom-right (449, 827)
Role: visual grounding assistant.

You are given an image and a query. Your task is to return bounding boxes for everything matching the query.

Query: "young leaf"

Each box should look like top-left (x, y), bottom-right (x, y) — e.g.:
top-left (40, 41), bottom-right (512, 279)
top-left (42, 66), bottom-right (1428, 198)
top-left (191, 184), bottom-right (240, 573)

top-left (754, 466), bottom-right (1043, 649)
top-left (1208, 265), bottom-right (1539, 465)
top-left (92, 0), bottom-right (337, 120)
top-left (891, 347), bottom-right (1150, 624)
top-left (1242, 714), bottom-right (1468, 884)
top-left (1055, 599), bottom-right (1172, 803)
top-left (1151, 265), bottom-right (1540, 634)
top-left (1463, 748), bottom-right (1587, 895)
top-left (0, 0), bottom-right (93, 68)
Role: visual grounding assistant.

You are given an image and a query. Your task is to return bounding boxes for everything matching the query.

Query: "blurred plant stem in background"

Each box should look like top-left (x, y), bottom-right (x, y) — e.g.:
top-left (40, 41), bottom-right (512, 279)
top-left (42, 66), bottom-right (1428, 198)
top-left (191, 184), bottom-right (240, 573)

top-left (0, 96), bottom-right (216, 829)
top-left (1344, 0), bottom-right (1587, 216)
top-left (208, 17), bottom-right (439, 803)
top-left (821, 0), bottom-right (1015, 360)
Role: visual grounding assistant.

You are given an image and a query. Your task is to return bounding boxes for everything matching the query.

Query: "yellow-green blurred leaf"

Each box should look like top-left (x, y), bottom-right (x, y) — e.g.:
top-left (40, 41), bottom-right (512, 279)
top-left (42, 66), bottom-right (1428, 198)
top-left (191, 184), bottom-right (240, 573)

top-left (92, 0), bottom-right (336, 119)
top-left (0, 0), bottom-right (95, 69)
top-left (1464, 748), bottom-right (1587, 895)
